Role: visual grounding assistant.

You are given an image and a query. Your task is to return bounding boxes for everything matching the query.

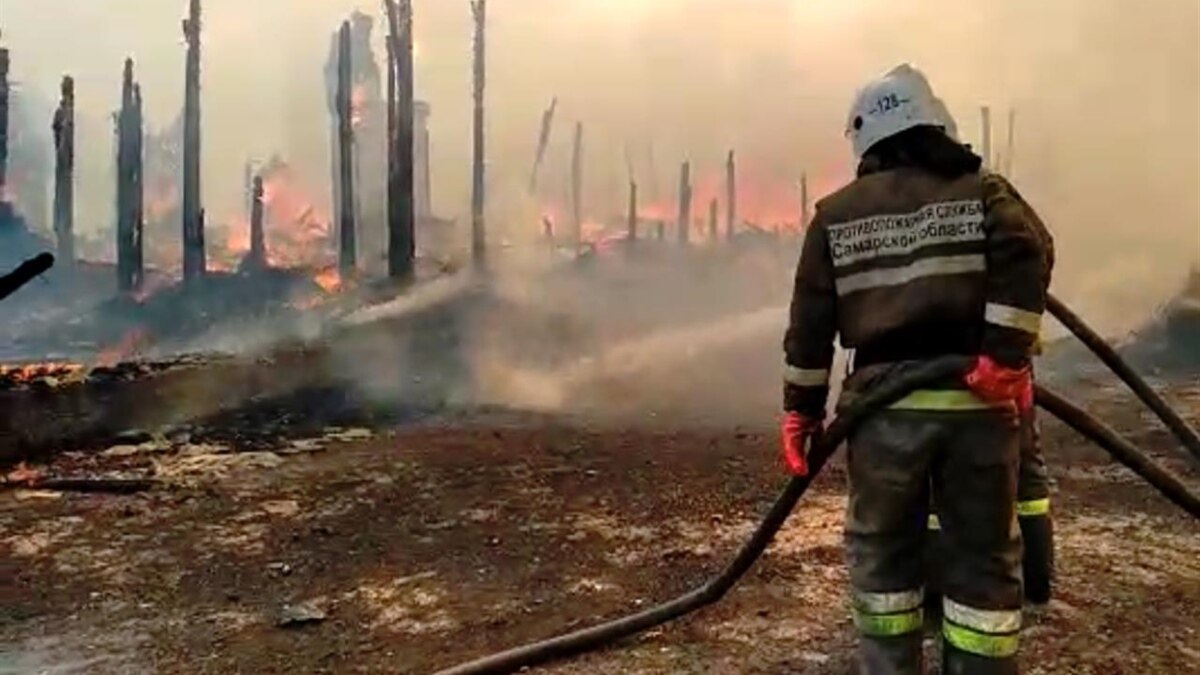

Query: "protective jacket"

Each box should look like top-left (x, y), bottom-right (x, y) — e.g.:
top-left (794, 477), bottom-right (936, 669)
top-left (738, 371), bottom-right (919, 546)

top-left (784, 168), bottom-right (1054, 417)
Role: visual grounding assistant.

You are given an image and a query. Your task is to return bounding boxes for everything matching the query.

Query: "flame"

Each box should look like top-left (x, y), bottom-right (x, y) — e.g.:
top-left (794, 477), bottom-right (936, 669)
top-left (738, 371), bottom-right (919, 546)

top-left (602, 164), bottom-right (846, 237)
top-left (94, 328), bottom-right (151, 368)
top-left (5, 462), bottom-right (42, 486)
top-left (312, 266), bottom-right (342, 293)
top-left (207, 158), bottom-right (334, 275)
top-left (0, 363), bottom-right (86, 385)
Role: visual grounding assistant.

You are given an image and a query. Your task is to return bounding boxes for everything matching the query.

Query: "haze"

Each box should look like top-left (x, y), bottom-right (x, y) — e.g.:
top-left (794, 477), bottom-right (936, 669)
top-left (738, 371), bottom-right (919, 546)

top-left (1, 0), bottom-right (1196, 333)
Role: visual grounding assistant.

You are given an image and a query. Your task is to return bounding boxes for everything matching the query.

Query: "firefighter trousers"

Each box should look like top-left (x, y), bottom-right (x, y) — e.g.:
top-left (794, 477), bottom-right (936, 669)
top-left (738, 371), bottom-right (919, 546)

top-left (928, 408), bottom-right (1054, 606)
top-left (846, 403), bottom-right (1023, 675)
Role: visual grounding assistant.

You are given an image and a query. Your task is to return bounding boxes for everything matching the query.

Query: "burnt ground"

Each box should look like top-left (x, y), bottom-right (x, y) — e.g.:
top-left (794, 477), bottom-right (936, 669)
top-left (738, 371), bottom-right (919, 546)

top-left (1, 380), bottom-right (1198, 674)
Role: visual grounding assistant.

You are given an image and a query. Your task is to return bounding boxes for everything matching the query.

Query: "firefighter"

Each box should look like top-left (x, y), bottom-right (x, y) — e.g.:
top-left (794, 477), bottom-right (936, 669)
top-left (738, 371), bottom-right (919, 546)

top-left (780, 64), bottom-right (1053, 674)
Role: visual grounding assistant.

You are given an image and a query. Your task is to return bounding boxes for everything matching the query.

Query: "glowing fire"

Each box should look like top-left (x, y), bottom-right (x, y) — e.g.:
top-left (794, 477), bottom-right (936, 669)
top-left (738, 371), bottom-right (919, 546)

top-left (5, 462), bottom-right (43, 486)
top-left (312, 266), bottom-right (342, 293)
top-left (541, 163), bottom-right (838, 244)
top-left (212, 158), bottom-right (333, 275)
top-left (0, 362), bottom-right (86, 386)
top-left (94, 328), bottom-right (151, 368)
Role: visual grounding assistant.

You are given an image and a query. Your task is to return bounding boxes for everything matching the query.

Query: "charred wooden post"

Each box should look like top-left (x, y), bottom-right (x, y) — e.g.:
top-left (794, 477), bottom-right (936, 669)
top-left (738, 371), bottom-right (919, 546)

top-left (181, 0), bottom-right (206, 284)
top-left (708, 198), bottom-right (718, 242)
top-left (676, 161), bottom-right (692, 246)
top-left (52, 76), bottom-right (76, 266)
top-left (980, 105), bottom-right (992, 170)
top-left (725, 150), bottom-right (735, 242)
top-left (800, 172), bottom-right (809, 229)
top-left (470, 0), bottom-right (487, 268)
top-left (336, 21), bottom-right (357, 276)
top-left (626, 180), bottom-right (638, 244)
top-left (384, 0), bottom-right (415, 282)
top-left (115, 63), bottom-right (136, 291)
top-left (242, 161), bottom-right (254, 220)
top-left (528, 97), bottom-right (557, 194)
top-left (570, 121), bottom-right (583, 252)
top-left (1004, 108), bottom-right (1016, 176)
top-left (131, 84), bottom-right (145, 290)
top-left (246, 175), bottom-right (265, 269)
top-left (0, 48), bottom-right (9, 200)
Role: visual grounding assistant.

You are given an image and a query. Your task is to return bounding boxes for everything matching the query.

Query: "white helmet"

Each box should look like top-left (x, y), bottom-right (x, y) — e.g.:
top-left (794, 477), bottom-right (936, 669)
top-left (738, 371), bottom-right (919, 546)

top-left (845, 64), bottom-right (959, 160)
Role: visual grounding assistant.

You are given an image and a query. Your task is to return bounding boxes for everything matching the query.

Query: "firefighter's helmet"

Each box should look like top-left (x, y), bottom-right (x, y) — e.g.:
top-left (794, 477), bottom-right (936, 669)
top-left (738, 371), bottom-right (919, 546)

top-left (846, 64), bottom-right (959, 160)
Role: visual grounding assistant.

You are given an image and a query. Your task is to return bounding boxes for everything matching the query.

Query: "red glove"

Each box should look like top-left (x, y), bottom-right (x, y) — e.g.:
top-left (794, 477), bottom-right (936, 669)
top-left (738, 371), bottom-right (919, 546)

top-left (965, 356), bottom-right (1033, 413)
top-left (780, 412), bottom-right (821, 477)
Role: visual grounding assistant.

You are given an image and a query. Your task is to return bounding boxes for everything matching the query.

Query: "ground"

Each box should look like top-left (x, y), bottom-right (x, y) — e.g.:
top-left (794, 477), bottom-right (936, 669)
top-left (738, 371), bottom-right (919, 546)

top-left (2, 382), bottom-right (1198, 674)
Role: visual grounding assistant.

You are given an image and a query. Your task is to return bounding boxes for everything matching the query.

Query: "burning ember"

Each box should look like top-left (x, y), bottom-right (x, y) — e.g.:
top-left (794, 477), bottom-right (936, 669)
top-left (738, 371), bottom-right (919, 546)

top-left (312, 266), bottom-right (343, 293)
top-left (0, 363), bottom-right (86, 388)
top-left (4, 462), bottom-right (43, 486)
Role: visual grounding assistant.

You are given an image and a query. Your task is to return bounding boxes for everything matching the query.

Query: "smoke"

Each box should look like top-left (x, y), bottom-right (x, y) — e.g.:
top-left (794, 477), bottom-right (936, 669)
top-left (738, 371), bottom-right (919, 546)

top-left (0, 0), bottom-right (1195, 344)
top-left (2, 0), bottom-right (1194, 324)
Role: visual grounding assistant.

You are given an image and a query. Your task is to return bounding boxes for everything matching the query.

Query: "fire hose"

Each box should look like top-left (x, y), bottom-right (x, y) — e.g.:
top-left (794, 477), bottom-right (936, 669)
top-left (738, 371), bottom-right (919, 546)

top-left (436, 294), bottom-right (1200, 675)
top-left (0, 253), bottom-right (55, 302)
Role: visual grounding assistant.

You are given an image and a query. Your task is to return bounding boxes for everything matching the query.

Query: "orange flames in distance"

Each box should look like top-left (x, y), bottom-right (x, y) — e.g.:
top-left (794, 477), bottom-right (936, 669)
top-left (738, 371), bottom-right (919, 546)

top-left (542, 165), bottom-right (842, 245)
top-left (212, 160), bottom-right (334, 274)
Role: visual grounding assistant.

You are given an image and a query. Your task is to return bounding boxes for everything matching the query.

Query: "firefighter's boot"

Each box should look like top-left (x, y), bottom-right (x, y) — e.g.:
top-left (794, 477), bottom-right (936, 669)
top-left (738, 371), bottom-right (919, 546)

top-left (1017, 408), bottom-right (1053, 604)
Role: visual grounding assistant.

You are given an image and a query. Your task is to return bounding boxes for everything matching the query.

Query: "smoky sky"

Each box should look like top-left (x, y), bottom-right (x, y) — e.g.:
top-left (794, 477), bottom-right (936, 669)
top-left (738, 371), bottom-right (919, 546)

top-left (1, 0), bottom-right (1196, 332)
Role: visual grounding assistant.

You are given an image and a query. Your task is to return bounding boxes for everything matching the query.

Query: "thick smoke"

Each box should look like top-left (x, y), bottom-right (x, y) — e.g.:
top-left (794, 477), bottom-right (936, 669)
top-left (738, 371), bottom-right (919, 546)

top-left (0, 0), bottom-right (1195, 337)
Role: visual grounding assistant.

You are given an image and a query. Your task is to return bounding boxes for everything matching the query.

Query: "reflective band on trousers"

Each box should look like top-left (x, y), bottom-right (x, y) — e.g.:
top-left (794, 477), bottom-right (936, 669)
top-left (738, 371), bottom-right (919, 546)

top-left (854, 588), bottom-right (923, 613)
top-left (943, 598), bottom-right (1021, 657)
top-left (855, 608), bottom-right (923, 637)
top-left (927, 514), bottom-right (941, 530)
top-left (1017, 497), bottom-right (1050, 517)
top-left (944, 622), bottom-right (1020, 658)
top-left (852, 589), bottom-right (924, 637)
top-left (889, 389), bottom-right (1001, 411)
top-left (835, 254), bottom-right (986, 296)
top-left (985, 303), bottom-right (1043, 335)
top-left (784, 364), bottom-right (830, 387)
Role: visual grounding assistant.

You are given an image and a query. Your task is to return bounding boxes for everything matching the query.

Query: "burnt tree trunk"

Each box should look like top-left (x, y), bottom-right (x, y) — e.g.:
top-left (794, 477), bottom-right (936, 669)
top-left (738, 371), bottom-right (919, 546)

top-left (676, 161), bottom-right (692, 246)
top-left (52, 76), bottom-right (75, 266)
top-left (247, 175), bottom-right (265, 269)
top-left (708, 198), bottom-right (718, 242)
top-left (528, 97), bottom-right (557, 195)
top-left (116, 60), bottom-right (141, 293)
top-left (626, 180), bottom-right (638, 244)
top-left (570, 121), bottom-right (583, 253)
top-left (385, 0), bottom-right (415, 282)
top-left (131, 84), bottom-right (144, 291)
top-left (725, 150), bottom-right (735, 241)
top-left (0, 48), bottom-right (9, 200)
top-left (980, 105), bottom-right (992, 171)
top-left (1005, 108), bottom-right (1016, 177)
top-left (182, 0), bottom-right (206, 285)
top-left (336, 21), bottom-right (357, 276)
top-left (799, 172), bottom-right (809, 229)
top-left (470, 0), bottom-right (487, 268)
